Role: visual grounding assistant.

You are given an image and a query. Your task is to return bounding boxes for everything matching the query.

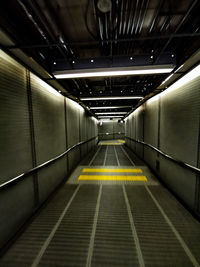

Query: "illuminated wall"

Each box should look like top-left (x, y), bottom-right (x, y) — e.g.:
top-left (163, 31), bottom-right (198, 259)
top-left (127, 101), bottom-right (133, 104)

top-left (0, 49), bottom-right (98, 249)
top-left (125, 65), bottom-right (200, 215)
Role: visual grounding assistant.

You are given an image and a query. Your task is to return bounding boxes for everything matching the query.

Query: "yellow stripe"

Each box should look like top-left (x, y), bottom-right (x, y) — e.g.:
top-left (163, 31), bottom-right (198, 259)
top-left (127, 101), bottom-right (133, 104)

top-left (118, 139), bottom-right (125, 143)
top-left (100, 143), bottom-right (122, 145)
top-left (82, 168), bottom-right (142, 173)
top-left (78, 175), bottom-right (147, 181)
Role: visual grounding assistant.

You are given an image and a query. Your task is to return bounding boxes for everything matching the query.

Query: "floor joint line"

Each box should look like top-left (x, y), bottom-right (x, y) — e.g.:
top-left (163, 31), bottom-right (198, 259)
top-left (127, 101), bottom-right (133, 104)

top-left (122, 185), bottom-right (145, 267)
top-left (121, 145), bottom-right (135, 166)
top-left (89, 146), bottom-right (101, 166)
top-left (103, 145), bottom-right (108, 166)
top-left (114, 145), bottom-right (120, 166)
top-left (31, 185), bottom-right (81, 267)
top-left (145, 185), bottom-right (200, 267)
top-left (86, 185), bottom-right (102, 267)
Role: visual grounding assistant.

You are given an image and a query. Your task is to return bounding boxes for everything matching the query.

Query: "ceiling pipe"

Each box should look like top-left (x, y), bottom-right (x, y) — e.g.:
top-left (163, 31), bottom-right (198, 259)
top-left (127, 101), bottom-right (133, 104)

top-left (154, 0), bottom-right (198, 63)
top-left (138, 0), bottom-right (149, 34)
top-left (35, 0), bottom-right (74, 58)
top-left (149, 0), bottom-right (164, 33)
top-left (130, 0), bottom-right (140, 35)
top-left (9, 32), bottom-right (200, 49)
top-left (16, 0), bottom-right (51, 47)
top-left (118, 0), bottom-right (124, 36)
top-left (126, 0), bottom-right (135, 35)
top-left (135, 0), bottom-right (145, 35)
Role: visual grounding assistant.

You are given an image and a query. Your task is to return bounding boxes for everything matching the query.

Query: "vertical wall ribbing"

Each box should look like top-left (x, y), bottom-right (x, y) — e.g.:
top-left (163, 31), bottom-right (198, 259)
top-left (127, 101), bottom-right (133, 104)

top-left (64, 98), bottom-right (69, 172)
top-left (26, 69), bottom-right (39, 207)
top-left (195, 116), bottom-right (200, 213)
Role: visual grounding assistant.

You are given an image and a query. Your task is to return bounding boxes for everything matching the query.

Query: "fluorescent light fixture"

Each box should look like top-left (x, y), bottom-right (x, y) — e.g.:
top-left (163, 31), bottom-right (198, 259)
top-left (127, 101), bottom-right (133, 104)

top-left (100, 119), bottom-right (119, 122)
top-left (161, 73), bottom-right (174, 85)
top-left (90, 106), bottom-right (132, 109)
top-left (54, 65), bottom-right (174, 79)
top-left (95, 112), bottom-right (127, 115)
top-left (127, 63), bottom-right (200, 120)
top-left (98, 115), bottom-right (123, 118)
top-left (81, 96), bottom-right (143, 101)
top-left (160, 63), bottom-right (200, 97)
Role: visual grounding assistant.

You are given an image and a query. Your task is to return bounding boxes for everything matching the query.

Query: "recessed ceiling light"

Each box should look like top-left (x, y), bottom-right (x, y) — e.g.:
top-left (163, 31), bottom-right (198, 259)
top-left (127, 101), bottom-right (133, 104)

top-left (72, 61), bottom-right (75, 64)
top-left (53, 62), bottom-right (56, 65)
top-left (130, 57), bottom-right (133, 60)
top-left (171, 54), bottom-right (175, 58)
top-left (91, 59), bottom-right (94, 63)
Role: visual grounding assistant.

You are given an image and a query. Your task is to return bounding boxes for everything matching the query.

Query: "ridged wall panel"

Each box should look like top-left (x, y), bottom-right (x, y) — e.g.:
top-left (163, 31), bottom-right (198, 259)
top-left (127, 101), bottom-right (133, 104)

top-left (143, 99), bottom-right (159, 171)
top-left (30, 73), bottom-right (67, 203)
top-left (159, 76), bottom-right (200, 208)
top-left (65, 98), bottom-right (80, 171)
top-left (0, 51), bottom-right (35, 248)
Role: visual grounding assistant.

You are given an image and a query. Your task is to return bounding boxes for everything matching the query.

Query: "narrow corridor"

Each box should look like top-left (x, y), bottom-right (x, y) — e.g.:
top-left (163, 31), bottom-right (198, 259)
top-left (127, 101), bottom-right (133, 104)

top-left (1, 141), bottom-right (200, 267)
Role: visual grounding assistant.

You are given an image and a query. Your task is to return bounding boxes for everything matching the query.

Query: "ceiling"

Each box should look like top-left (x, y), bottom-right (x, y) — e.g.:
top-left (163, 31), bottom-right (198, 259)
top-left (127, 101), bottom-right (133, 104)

top-left (1, 0), bottom-right (200, 119)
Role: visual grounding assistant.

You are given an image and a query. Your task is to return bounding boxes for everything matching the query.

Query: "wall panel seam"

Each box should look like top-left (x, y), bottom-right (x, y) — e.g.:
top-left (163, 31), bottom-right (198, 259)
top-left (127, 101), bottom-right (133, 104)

top-left (26, 69), bottom-right (39, 207)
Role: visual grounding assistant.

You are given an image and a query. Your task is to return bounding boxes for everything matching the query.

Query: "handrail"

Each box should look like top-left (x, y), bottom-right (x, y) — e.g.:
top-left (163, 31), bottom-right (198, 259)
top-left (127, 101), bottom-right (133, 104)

top-left (125, 136), bottom-right (200, 174)
top-left (98, 132), bottom-right (125, 135)
top-left (0, 136), bottom-right (98, 189)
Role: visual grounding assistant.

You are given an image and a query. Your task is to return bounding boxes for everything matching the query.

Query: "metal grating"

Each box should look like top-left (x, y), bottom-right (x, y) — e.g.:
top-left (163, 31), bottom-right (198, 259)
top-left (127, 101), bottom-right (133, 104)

top-left (91, 185), bottom-right (139, 266)
top-left (38, 185), bottom-right (99, 266)
top-left (125, 185), bottom-right (193, 266)
top-left (149, 185), bottom-right (200, 264)
top-left (0, 185), bottom-right (78, 266)
top-left (115, 146), bottom-right (133, 166)
top-left (91, 146), bottom-right (107, 166)
top-left (123, 146), bottom-right (145, 166)
top-left (105, 146), bottom-right (118, 166)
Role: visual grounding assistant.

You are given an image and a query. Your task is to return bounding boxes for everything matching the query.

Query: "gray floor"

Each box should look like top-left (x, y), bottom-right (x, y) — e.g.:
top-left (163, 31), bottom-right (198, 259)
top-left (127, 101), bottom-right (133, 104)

top-left (1, 142), bottom-right (200, 267)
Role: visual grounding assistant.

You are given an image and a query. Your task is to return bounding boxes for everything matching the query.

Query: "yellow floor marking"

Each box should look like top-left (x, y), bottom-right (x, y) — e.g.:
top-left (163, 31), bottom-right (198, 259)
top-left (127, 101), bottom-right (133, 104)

top-left (82, 168), bottom-right (142, 173)
top-left (78, 175), bottom-right (147, 181)
top-left (100, 143), bottom-right (122, 145)
top-left (118, 139), bottom-right (125, 143)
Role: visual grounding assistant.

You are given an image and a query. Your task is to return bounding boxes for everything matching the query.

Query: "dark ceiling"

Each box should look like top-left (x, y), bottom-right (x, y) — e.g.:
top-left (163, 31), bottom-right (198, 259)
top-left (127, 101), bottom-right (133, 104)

top-left (1, 0), bottom-right (200, 117)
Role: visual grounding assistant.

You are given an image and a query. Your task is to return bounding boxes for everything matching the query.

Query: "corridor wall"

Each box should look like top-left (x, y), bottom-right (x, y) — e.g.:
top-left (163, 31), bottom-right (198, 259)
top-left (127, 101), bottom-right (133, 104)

top-left (0, 49), bottom-right (98, 249)
top-left (98, 120), bottom-right (125, 140)
top-left (125, 64), bottom-right (200, 216)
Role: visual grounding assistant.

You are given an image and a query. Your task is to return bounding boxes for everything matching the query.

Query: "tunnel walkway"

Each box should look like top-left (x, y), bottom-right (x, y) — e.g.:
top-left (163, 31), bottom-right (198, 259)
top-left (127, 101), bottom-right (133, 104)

top-left (1, 142), bottom-right (200, 266)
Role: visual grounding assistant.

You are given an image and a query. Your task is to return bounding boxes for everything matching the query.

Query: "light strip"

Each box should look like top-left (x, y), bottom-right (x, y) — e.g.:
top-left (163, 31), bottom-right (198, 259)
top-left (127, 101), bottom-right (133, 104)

top-left (95, 112), bottom-right (127, 115)
top-left (54, 66), bottom-right (174, 79)
top-left (81, 96), bottom-right (143, 101)
top-left (90, 106), bottom-right (132, 109)
top-left (161, 73), bottom-right (174, 85)
top-left (127, 63), bottom-right (200, 120)
top-left (160, 63), bottom-right (200, 97)
top-left (98, 116), bottom-right (124, 118)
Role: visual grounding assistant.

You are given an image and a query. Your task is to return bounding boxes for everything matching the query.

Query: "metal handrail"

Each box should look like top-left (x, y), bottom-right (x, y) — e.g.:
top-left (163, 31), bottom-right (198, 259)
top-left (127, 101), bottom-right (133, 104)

top-left (125, 136), bottom-right (200, 174)
top-left (98, 132), bottom-right (125, 135)
top-left (0, 136), bottom-right (98, 189)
